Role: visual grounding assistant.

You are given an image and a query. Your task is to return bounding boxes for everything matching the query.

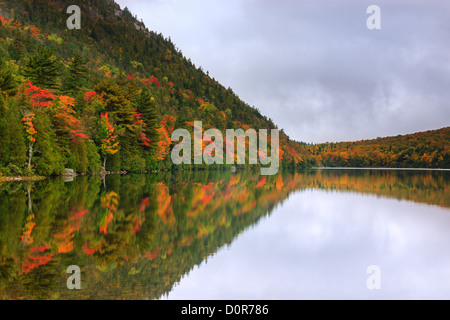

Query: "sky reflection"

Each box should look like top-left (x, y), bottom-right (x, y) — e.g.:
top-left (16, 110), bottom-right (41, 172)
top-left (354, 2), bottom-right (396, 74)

top-left (165, 189), bottom-right (450, 299)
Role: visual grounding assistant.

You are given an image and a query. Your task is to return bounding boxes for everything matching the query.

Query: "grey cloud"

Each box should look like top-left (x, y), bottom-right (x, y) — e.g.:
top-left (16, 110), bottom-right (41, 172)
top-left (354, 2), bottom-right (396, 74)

top-left (117, 0), bottom-right (450, 143)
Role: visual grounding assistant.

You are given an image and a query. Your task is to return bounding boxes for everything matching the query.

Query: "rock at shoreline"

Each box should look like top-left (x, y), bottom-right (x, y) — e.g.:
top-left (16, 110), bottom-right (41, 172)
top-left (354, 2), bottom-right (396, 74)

top-left (64, 176), bottom-right (74, 183)
top-left (64, 168), bottom-right (76, 176)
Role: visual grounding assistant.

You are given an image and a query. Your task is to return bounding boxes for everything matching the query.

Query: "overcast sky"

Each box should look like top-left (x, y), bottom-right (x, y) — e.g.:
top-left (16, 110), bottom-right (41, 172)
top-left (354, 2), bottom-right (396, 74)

top-left (115, 0), bottom-right (450, 143)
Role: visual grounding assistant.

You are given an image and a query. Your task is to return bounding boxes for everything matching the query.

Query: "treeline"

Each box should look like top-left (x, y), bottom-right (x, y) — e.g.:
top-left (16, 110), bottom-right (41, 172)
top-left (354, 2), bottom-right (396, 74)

top-left (308, 127), bottom-right (450, 168)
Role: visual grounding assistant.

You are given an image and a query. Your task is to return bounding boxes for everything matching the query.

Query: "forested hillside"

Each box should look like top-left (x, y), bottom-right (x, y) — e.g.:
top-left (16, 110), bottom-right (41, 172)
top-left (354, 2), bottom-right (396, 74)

top-left (308, 127), bottom-right (450, 168)
top-left (0, 0), bottom-right (448, 177)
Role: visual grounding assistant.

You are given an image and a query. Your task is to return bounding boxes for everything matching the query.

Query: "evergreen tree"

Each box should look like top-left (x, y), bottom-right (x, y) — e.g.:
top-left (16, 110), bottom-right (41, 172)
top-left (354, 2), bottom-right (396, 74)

top-left (21, 47), bottom-right (61, 90)
top-left (32, 108), bottom-right (64, 175)
top-left (62, 54), bottom-right (88, 94)
top-left (94, 79), bottom-right (134, 130)
top-left (0, 56), bottom-right (17, 97)
top-left (8, 31), bottom-right (26, 61)
top-left (0, 96), bottom-right (27, 170)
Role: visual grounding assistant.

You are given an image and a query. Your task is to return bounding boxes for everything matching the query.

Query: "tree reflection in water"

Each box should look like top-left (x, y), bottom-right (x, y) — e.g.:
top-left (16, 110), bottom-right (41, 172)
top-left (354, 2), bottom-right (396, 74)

top-left (0, 169), bottom-right (448, 299)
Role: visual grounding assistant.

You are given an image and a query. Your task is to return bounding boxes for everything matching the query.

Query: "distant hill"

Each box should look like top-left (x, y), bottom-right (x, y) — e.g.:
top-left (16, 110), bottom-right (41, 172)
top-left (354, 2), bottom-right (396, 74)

top-left (0, 0), bottom-right (448, 176)
top-left (308, 127), bottom-right (450, 168)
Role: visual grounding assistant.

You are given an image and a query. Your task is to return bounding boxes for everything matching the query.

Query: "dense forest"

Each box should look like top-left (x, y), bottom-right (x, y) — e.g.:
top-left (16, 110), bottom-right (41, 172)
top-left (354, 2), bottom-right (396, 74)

top-left (0, 0), bottom-right (448, 178)
top-left (308, 127), bottom-right (450, 168)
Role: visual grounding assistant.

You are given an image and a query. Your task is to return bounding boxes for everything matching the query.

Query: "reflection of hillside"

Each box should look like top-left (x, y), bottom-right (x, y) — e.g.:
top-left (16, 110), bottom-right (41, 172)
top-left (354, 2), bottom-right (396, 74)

top-left (301, 169), bottom-right (450, 209)
top-left (0, 169), bottom-right (448, 299)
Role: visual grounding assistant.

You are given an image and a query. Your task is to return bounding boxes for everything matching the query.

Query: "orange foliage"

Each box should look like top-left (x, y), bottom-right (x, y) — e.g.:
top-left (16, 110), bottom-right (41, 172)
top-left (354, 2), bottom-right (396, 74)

top-left (100, 112), bottom-right (120, 157)
top-left (256, 176), bottom-right (267, 188)
top-left (54, 208), bottom-right (88, 254)
top-left (99, 191), bottom-right (119, 234)
top-left (276, 175), bottom-right (284, 191)
top-left (20, 214), bottom-right (36, 245)
top-left (22, 113), bottom-right (37, 143)
top-left (156, 115), bottom-right (176, 161)
top-left (155, 182), bottom-right (174, 224)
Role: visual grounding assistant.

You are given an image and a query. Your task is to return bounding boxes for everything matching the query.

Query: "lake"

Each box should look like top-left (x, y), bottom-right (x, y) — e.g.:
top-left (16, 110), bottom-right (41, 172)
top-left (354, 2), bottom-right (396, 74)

top-left (0, 169), bottom-right (449, 299)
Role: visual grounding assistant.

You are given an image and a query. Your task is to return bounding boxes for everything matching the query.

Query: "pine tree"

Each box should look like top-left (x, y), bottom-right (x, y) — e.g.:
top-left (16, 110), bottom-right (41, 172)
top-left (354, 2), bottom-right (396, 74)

top-left (21, 47), bottom-right (61, 90)
top-left (8, 31), bottom-right (26, 61)
top-left (0, 56), bottom-right (17, 97)
top-left (62, 54), bottom-right (88, 94)
top-left (32, 108), bottom-right (64, 175)
top-left (94, 79), bottom-right (135, 130)
top-left (0, 96), bottom-right (27, 170)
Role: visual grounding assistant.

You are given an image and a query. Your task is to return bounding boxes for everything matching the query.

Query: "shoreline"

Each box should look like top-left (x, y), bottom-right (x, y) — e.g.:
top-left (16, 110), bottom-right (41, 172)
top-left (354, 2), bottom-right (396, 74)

top-left (1, 166), bottom-right (449, 183)
top-left (0, 176), bottom-right (47, 182)
top-left (0, 168), bottom-right (174, 183)
top-left (311, 167), bottom-right (450, 171)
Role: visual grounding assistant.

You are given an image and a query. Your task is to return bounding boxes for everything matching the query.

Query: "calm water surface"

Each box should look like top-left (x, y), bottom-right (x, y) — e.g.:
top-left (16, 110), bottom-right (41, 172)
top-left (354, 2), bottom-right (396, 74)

top-left (0, 169), bottom-right (448, 299)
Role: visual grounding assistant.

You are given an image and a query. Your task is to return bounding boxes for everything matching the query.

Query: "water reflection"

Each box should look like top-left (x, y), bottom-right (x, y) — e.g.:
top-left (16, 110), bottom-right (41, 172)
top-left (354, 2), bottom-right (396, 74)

top-left (0, 169), bottom-right (448, 299)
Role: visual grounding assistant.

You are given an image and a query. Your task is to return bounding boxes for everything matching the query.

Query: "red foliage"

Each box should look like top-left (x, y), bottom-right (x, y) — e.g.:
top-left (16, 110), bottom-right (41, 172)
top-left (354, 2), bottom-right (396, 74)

top-left (28, 25), bottom-right (44, 41)
top-left (144, 248), bottom-right (159, 261)
top-left (132, 219), bottom-right (141, 236)
top-left (70, 209), bottom-right (88, 220)
top-left (83, 91), bottom-right (98, 104)
top-left (72, 131), bottom-right (89, 142)
top-left (23, 81), bottom-right (55, 108)
top-left (202, 192), bottom-right (215, 205)
top-left (150, 76), bottom-right (161, 88)
top-left (22, 248), bottom-right (53, 275)
top-left (138, 197), bottom-right (150, 213)
top-left (31, 245), bottom-right (50, 253)
top-left (82, 243), bottom-right (96, 255)
top-left (0, 15), bottom-right (10, 26)
top-left (140, 76), bottom-right (161, 88)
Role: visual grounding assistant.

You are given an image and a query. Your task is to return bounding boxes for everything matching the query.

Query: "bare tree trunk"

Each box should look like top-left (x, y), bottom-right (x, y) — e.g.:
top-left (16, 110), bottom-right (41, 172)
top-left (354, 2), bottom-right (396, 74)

top-left (27, 185), bottom-right (32, 214)
top-left (103, 155), bottom-right (107, 169)
top-left (27, 141), bottom-right (34, 169)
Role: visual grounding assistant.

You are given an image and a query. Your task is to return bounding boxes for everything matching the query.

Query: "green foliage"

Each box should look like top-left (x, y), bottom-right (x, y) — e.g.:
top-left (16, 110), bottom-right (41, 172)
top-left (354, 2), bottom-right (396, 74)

top-left (85, 139), bottom-right (102, 172)
top-left (0, 96), bottom-right (27, 169)
top-left (62, 54), bottom-right (88, 94)
top-left (0, 56), bottom-right (17, 96)
top-left (32, 109), bottom-right (64, 175)
top-left (21, 47), bottom-right (61, 90)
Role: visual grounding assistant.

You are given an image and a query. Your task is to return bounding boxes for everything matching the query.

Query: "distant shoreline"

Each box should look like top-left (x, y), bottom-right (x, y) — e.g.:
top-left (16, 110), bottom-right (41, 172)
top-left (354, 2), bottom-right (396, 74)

top-left (311, 167), bottom-right (450, 171)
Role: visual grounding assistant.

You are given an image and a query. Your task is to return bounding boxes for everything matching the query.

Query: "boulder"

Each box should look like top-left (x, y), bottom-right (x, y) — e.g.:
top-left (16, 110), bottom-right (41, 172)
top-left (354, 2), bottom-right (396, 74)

top-left (64, 168), bottom-right (76, 176)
